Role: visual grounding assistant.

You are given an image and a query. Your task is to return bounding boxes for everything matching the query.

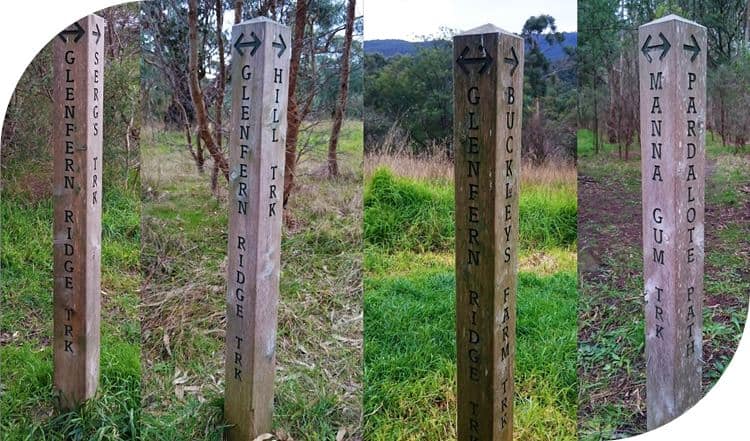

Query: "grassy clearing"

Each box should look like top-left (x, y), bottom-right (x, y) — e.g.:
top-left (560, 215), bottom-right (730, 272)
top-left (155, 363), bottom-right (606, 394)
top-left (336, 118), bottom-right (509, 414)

top-left (1, 165), bottom-right (141, 440)
top-left (363, 156), bottom-right (578, 440)
top-left (577, 129), bottom-right (750, 439)
top-left (140, 121), bottom-right (363, 441)
top-left (365, 168), bottom-right (576, 253)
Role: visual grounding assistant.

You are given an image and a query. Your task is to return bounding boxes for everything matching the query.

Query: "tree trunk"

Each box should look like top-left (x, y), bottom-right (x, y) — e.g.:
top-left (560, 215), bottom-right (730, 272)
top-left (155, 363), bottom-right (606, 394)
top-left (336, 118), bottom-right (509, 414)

top-left (327, 0), bottom-right (356, 178)
top-left (607, 64), bottom-right (618, 145)
top-left (234, 0), bottom-right (243, 24)
top-left (593, 84), bottom-right (600, 155)
top-left (187, 0), bottom-right (229, 181)
top-left (212, 0), bottom-right (227, 195)
top-left (283, 0), bottom-right (308, 208)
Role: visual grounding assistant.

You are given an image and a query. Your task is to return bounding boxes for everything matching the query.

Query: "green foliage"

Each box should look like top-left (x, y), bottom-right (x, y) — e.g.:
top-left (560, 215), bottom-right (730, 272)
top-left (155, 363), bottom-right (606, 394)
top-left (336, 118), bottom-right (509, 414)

top-left (522, 15), bottom-right (566, 99)
top-left (708, 51), bottom-right (750, 148)
top-left (364, 43), bottom-right (453, 151)
top-left (365, 23), bottom-right (576, 162)
top-left (364, 168), bottom-right (577, 252)
top-left (579, 0), bottom-right (750, 156)
top-left (1, 4), bottom-right (140, 187)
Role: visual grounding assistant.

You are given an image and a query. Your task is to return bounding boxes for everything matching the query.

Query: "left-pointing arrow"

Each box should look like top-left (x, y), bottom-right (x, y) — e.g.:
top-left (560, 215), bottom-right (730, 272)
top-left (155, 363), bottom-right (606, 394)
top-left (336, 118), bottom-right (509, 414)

top-left (683, 34), bottom-right (701, 62)
top-left (92, 23), bottom-right (101, 45)
top-left (58, 22), bottom-right (85, 43)
top-left (234, 31), bottom-right (262, 57)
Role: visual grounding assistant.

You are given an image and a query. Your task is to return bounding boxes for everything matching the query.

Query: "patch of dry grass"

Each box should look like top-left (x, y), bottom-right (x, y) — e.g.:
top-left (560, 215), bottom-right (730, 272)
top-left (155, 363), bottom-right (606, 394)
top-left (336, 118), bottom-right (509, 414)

top-left (140, 121), bottom-right (363, 440)
top-left (365, 151), bottom-right (576, 188)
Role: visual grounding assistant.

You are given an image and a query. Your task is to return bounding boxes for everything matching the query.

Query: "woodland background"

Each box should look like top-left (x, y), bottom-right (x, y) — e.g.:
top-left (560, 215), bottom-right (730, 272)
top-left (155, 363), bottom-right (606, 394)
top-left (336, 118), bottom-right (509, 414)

top-left (141, 0), bottom-right (363, 203)
top-left (364, 15), bottom-right (578, 164)
top-left (579, 0), bottom-right (750, 157)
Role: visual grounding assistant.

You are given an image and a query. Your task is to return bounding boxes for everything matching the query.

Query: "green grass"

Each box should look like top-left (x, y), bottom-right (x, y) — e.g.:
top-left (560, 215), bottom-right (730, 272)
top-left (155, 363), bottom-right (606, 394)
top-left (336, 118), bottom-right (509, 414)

top-left (140, 121), bottom-right (363, 440)
top-left (365, 168), bottom-right (576, 253)
top-left (576, 129), bottom-right (635, 160)
top-left (1, 168), bottom-right (141, 440)
top-left (577, 129), bottom-right (749, 439)
top-left (363, 164), bottom-right (578, 440)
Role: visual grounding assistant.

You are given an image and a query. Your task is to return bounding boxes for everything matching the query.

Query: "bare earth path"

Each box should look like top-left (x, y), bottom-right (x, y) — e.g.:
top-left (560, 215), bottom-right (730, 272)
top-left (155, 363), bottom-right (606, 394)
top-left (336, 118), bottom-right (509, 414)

top-left (577, 149), bottom-right (750, 439)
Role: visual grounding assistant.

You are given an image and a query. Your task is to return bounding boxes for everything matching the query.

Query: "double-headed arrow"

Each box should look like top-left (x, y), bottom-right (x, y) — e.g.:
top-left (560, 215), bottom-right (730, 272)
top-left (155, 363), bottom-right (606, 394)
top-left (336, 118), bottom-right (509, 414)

top-left (641, 32), bottom-right (671, 63)
top-left (58, 22), bottom-right (85, 43)
top-left (504, 46), bottom-right (519, 76)
top-left (272, 34), bottom-right (287, 58)
top-left (456, 45), bottom-right (493, 75)
top-left (683, 34), bottom-right (701, 62)
top-left (234, 31), bottom-right (262, 57)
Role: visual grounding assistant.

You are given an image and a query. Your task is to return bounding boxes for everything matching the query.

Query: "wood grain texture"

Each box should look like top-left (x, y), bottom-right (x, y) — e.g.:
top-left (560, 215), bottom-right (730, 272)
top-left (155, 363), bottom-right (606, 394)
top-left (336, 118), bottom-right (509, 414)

top-left (52, 14), bottom-right (105, 411)
top-left (224, 18), bottom-right (291, 441)
top-left (453, 25), bottom-right (523, 441)
top-left (638, 15), bottom-right (706, 430)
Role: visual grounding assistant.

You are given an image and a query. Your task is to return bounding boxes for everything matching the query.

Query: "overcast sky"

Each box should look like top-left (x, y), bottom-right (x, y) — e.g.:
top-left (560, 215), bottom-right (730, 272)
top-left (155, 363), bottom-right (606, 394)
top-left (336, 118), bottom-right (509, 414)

top-left (364, 0), bottom-right (577, 41)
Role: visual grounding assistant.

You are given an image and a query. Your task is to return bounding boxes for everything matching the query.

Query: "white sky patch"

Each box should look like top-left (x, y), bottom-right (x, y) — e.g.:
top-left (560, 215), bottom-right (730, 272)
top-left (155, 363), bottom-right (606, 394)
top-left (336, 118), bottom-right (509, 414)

top-left (364, 0), bottom-right (577, 40)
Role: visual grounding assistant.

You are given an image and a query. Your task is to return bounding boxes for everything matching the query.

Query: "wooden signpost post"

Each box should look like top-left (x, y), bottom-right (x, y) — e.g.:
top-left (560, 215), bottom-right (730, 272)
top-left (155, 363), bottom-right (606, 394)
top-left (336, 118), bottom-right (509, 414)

top-left (453, 25), bottom-right (523, 441)
top-left (225, 17), bottom-right (290, 440)
top-left (52, 14), bottom-right (105, 410)
top-left (639, 15), bottom-right (706, 430)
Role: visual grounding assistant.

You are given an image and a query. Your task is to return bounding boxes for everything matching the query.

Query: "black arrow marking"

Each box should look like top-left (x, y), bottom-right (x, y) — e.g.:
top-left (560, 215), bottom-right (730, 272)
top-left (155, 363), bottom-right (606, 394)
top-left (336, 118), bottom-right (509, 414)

top-left (92, 23), bottom-right (101, 45)
top-left (683, 34), bottom-right (701, 62)
top-left (58, 22), bottom-right (85, 43)
top-left (504, 46), bottom-right (519, 76)
top-left (234, 31), bottom-right (262, 57)
top-left (272, 34), bottom-right (287, 58)
top-left (641, 32), bottom-right (671, 63)
top-left (456, 45), bottom-right (493, 75)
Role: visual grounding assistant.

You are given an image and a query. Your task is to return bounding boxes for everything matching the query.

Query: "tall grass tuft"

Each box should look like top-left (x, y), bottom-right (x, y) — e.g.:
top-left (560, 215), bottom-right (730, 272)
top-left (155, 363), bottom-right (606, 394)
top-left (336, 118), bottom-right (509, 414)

top-left (365, 168), bottom-right (454, 252)
top-left (364, 168), bottom-right (576, 253)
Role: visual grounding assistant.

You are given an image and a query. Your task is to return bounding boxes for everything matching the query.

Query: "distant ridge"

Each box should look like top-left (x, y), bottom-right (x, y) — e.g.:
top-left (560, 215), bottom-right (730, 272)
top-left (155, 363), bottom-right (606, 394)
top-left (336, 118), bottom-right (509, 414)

top-left (365, 32), bottom-right (578, 62)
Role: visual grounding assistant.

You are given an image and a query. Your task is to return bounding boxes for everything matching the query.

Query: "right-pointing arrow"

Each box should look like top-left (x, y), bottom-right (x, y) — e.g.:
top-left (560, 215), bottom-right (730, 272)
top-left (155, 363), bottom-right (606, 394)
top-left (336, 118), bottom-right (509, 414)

top-left (272, 34), bottom-right (287, 58)
top-left (504, 46), bottom-right (519, 76)
top-left (683, 34), bottom-right (701, 62)
top-left (92, 23), bottom-right (101, 45)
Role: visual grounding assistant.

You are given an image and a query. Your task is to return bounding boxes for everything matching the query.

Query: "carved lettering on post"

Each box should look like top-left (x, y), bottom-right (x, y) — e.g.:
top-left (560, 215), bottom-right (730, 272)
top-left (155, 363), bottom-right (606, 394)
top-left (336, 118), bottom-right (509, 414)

top-left (52, 14), bottom-right (105, 411)
top-left (639, 14), bottom-right (706, 430)
top-left (454, 25), bottom-right (522, 441)
top-left (225, 18), bottom-right (290, 441)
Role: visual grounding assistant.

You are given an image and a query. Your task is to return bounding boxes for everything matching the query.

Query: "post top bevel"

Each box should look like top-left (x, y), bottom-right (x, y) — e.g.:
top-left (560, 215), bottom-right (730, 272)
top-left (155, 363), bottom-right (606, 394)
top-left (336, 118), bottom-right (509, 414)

top-left (639, 14), bottom-right (706, 30)
top-left (456, 23), bottom-right (522, 40)
top-left (235, 16), bottom-right (290, 30)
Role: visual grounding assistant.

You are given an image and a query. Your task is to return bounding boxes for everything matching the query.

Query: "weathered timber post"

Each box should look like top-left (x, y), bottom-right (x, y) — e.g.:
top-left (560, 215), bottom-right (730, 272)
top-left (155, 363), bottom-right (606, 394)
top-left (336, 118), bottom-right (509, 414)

top-left (52, 14), bottom-right (105, 411)
top-left (225, 17), bottom-right (290, 440)
top-left (639, 14), bottom-right (706, 430)
top-left (453, 24), bottom-right (523, 441)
